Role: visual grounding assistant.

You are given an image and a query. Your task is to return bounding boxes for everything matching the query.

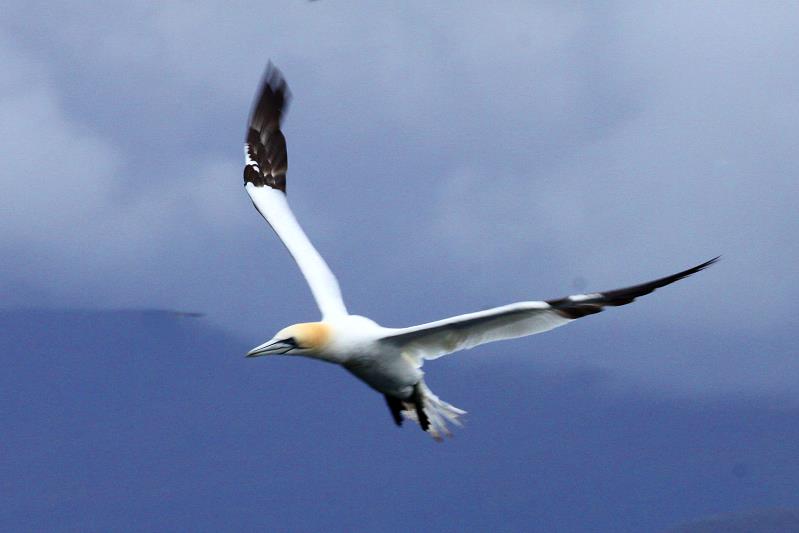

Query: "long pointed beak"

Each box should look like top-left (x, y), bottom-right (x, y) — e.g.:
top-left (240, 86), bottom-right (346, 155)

top-left (246, 339), bottom-right (294, 357)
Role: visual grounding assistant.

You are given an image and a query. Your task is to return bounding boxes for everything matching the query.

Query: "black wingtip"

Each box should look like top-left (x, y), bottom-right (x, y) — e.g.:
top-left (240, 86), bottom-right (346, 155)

top-left (614, 255), bottom-right (720, 295)
top-left (547, 256), bottom-right (720, 319)
top-left (697, 255), bottom-right (720, 271)
top-left (244, 62), bottom-right (291, 193)
top-left (685, 255), bottom-right (720, 273)
top-left (247, 62), bottom-right (292, 132)
top-left (653, 255), bottom-right (720, 288)
top-left (657, 255), bottom-right (720, 283)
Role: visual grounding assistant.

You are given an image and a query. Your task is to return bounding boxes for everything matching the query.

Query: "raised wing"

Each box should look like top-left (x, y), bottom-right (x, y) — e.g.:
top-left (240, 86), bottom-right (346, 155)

top-left (380, 258), bottom-right (718, 361)
top-left (244, 64), bottom-right (348, 319)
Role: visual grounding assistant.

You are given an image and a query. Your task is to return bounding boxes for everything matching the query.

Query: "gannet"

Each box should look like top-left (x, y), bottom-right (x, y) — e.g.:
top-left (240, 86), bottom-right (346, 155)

top-left (243, 63), bottom-right (718, 440)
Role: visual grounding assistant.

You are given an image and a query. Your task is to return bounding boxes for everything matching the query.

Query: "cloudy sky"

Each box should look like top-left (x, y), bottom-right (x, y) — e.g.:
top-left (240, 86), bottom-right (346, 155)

top-left (3, 2), bottom-right (799, 394)
top-left (5, 2), bottom-right (799, 531)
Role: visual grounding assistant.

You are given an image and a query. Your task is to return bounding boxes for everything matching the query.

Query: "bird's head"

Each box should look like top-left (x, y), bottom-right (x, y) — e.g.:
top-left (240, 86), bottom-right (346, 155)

top-left (246, 322), bottom-right (331, 357)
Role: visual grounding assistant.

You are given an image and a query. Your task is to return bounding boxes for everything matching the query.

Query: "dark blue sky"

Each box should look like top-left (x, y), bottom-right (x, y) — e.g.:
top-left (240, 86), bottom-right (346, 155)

top-left (3, 310), bottom-right (799, 532)
top-left (2, 2), bottom-right (799, 531)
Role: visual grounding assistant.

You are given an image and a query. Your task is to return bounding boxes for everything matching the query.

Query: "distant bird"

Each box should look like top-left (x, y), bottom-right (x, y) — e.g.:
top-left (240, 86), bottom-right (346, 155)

top-left (243, 63), bottom-right (718, 440)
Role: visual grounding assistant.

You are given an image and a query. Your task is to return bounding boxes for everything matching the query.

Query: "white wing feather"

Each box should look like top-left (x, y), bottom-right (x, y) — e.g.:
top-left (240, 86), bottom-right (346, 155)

top-left (380, 258), bottom-right (719, 362)
top-left (380, 302), bottom-right (571, 361)
top-left (243, 65), bottom-right (347, 319)
top-left (246, 183), bottom-right (348, 319)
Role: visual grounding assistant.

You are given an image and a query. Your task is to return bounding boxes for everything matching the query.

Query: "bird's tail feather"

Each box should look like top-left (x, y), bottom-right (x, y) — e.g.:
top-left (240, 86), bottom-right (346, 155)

top-left (402, 381), bottom-right (466, 441)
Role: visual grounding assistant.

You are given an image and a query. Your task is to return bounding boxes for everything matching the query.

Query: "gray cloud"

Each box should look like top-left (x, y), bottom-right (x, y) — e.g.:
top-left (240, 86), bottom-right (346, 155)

top-left (2, 2), bottom-right (798, 395)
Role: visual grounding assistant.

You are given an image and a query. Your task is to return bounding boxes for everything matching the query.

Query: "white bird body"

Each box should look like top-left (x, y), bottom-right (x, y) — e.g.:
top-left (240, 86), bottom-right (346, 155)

top-left (249, 315), bottom-right (418, 391)
top-left (242, 64), bottom-right (717, 440)
top-left (335, 323), bottom-right (424, 400)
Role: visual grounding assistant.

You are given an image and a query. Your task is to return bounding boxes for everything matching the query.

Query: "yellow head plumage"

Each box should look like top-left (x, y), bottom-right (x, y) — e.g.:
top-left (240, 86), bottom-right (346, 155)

top-left (277, 322), bottom-right (332, 353)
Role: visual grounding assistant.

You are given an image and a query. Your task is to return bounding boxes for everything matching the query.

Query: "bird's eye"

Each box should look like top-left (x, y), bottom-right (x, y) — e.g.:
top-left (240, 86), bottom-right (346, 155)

top-left (284, 337), bottom-right (300, 348)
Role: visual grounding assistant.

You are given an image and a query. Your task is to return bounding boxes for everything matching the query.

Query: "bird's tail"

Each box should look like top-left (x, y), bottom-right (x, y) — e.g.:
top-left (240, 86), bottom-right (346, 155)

top-left (403, 381), bottom-right (466, 441)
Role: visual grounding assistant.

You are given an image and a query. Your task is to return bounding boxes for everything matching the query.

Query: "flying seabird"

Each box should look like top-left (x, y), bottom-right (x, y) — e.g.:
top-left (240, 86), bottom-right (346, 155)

top-left (243, 63), bottom-right (718, 440)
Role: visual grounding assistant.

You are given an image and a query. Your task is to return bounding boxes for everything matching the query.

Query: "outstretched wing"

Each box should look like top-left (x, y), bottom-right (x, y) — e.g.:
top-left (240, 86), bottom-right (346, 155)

top-left (244, 64), bottom-right (348, 319)
top-left (379, 258), bottom-right (719, 361)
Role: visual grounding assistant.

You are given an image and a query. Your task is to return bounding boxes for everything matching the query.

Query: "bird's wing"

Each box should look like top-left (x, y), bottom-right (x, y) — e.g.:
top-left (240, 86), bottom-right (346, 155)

top-left (243, 64), bottom-right (348, 319)
top-left (379, 258), bottom-right (718, 361)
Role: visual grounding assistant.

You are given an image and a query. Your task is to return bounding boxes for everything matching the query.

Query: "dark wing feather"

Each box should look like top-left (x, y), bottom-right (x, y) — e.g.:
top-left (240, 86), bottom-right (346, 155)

top-left (546, 256), bottom-right (720, 319)
top-left (244, 63), bottom-right (291, 192)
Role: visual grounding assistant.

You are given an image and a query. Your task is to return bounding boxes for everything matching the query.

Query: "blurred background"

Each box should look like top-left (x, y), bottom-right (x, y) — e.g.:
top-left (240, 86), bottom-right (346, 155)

top-left (2, 2), bottom-right (798, 531)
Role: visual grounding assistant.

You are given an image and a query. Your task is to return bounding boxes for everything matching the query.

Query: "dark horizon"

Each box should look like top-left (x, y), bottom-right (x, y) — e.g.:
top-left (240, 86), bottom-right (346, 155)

top-left (3, 308), bottom-right (798, 531)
